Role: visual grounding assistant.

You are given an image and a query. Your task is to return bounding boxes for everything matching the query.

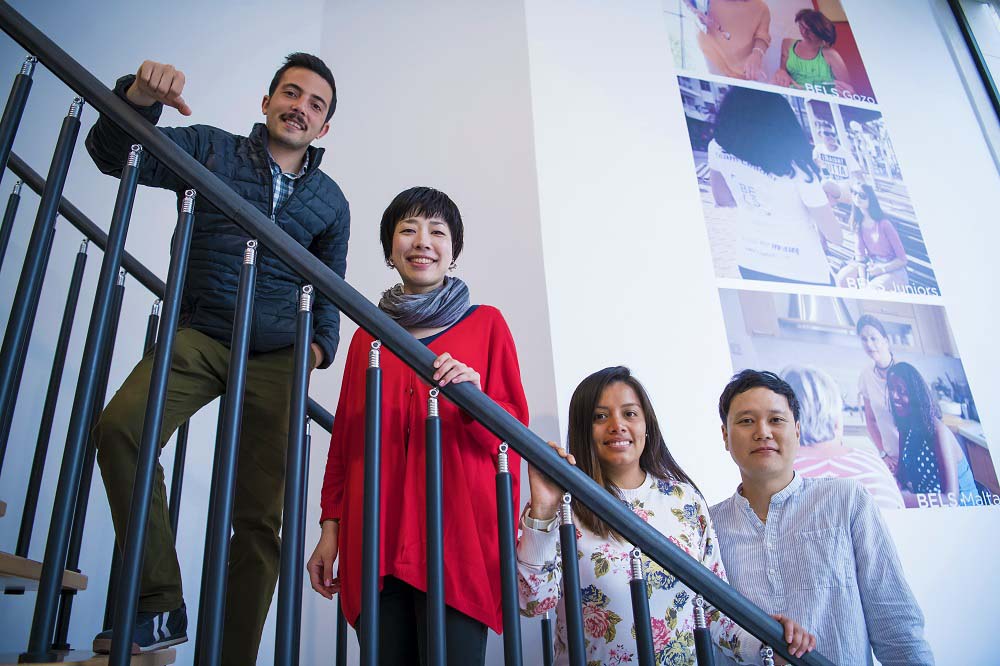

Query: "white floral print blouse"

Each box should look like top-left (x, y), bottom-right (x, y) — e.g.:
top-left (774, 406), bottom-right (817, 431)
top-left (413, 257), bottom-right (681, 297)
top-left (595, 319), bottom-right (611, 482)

top-left (517, 474), bottom-right (763, 666)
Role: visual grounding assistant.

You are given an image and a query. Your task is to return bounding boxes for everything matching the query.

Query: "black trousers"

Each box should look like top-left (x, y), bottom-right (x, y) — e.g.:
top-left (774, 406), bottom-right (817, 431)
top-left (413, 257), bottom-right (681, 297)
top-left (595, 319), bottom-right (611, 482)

top-left (368, 576), bottom-right (488, 666)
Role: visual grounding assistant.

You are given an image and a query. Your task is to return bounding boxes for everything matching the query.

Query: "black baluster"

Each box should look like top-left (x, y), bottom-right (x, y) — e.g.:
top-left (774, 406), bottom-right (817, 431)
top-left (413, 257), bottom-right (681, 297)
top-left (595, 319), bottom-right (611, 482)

top-left (361, 340), bottom-right (382, 666)
top-left (0, 179), bottom-right (23, 271)
top-left (495, 442), bottom-right (523, 666)
top-left (107, 189), bottom-right (196, 666)
top-left (103, 297), bottom-right (159, 632)
top-left (15, 239), bottom-right (88, 558)
top-left (629, 549), bottom-right (654, 666)
top-left (0, 97), bottom-right (84, 478)
top-left (426, 387), bottom-right (446, 666)
top-left (194, 397), bottom-right (226, 645)
top-left (195, 239), bottom-right (259, 666)
top-left (0, 55), bottom-right (37, 177)
top-left (693, 595), bottom-right (715, 666)
top-left (20, 137), bottom-right (141, 666)
top-left (167, 421), bottom-right (188, 540)
top-left (275, 284), bottom-right (314, 666)
top-left (51, 268), bottom-right (126, 651)
top-left (559, 493), bottom-right (586, 666)
top-left (336, 603), bottom-right (349, 666)
top-left (541, 612), bottom-right (554, 666)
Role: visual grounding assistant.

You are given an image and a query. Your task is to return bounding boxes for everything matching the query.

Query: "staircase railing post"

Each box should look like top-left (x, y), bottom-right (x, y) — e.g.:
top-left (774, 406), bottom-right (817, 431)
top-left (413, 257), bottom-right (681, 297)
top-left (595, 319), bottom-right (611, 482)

top-left (541, 612), bottom-right (554, 666)
top-left (629, 549), bottom-right (655, 666)
top-left (194, 238), bottom-right (259, 666)
top-left (0, 96), bottom-right (84, 476)
top-left (693, 595), bottom-right (716, 666)
top-left (275, 284), bottom-right (314, 666)
top-left (0, 54), bottom-right (36, 176)
top-left (107, 189), bottom-right (196, 666)
top-left (425, 387), bottom-right (446, 666)
top-left (0, 179), bottom-right (23, 271)
top-left (15, 238), bottom-right (88, 558)
top-left (559, 493), bottom-right (586, 666)
top-left (495, 442), bottom-right (523, 666)
top-left (360, 340), bottom-right (382, 666)
top-left (335, 599), bottom-right (349, 666)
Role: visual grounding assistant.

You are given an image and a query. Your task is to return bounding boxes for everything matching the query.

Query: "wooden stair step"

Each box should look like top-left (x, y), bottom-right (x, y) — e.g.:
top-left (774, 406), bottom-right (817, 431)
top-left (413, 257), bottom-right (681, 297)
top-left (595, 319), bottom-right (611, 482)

top-left (0, 552), bottom-right (87, 593)
top-left (0, 649), bottom-right (176, 665)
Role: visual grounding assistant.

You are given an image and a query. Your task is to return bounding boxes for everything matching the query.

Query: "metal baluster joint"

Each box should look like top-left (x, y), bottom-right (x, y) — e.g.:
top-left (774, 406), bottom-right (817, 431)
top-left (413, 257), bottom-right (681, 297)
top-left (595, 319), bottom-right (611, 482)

top-left (20, 54), bottom-right (37, 76)
top-left (151, 299), bottom-right (162, 317)
top-left (12, 180), bottom-right (22, 195)
top-left (760, 646), bottom-right (775, 666)
top-left (182, 189), bottom-right (197, 213)
top-left (117, 269), bottom-right (126, 286)
top-left (243, 239), bottom-right (257, 264)
top-left (300, 284), bottom-right (313, 311)
top-left (369, 340), bottom-right (381, 368)
top-left (560, 492), bottom-right (573, 525)
top-left (693, 594), bottom-right (706, 629)
top-left (630, 548), bottom-right (643, 581)
top-left (428, 387), bottom-right (439, 417)
top-left (68, 97), bottom-right (84, 118)
top-left (127, 144), bottom-right (143, 167)
top-left (79, 238), bottom-right (89, 254)
top-left (497, 442), bottom-right (509, 473)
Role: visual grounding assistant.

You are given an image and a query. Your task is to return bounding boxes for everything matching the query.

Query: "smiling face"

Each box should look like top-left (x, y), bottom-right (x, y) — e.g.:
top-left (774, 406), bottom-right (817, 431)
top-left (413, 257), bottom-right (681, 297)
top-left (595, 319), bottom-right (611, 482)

top-left (887, 374), bottom-right (911, 420)
top-left (722, 387), bottom-right (800, 486)
top-left (591, 382), bottom-right (647, 488)
top-left (389, 214), bottom-right (453, 294)
top-left (261, 67), bottom-right (332, 152)
top-left (858, 324), bottom-right (891, 368)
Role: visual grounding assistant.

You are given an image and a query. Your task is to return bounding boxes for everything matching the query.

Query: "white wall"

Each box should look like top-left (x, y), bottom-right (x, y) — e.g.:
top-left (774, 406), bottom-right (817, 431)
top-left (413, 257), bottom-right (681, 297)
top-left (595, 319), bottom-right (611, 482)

top-left (2, 0), bottom-right (999, 664)
top-left (524, 0), bottom-right (1000, 663)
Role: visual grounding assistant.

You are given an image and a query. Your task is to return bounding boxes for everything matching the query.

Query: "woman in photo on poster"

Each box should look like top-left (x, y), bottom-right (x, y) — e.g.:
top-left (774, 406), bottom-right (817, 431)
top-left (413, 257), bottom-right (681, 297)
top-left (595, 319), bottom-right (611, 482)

top-left (772, 9), bottom-right (854, 95)
top-left (516, 366), bottom-right (814, 665)
top-left (835, 183), bottom-right (909, 290)
top-left (855, 315), bottom-right (900, 473)
top-left (708, 86), bottom-right (843, 285)
top-left (683, 0), bottom-right (771, 81)
top-left (308, 187), bottom-right (530, 665)
top-left (888, 362), bottom-right (978, 507)
top-left (783, 365), bottom-right (904, 509)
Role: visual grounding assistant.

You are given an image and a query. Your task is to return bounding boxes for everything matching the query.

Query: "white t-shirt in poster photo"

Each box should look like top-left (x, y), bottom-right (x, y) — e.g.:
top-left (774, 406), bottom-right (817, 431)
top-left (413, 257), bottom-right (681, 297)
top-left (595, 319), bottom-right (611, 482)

top-left (708, 139), bottom-right (830, 284)
top-left (812, 142), bottom-right (861, 182)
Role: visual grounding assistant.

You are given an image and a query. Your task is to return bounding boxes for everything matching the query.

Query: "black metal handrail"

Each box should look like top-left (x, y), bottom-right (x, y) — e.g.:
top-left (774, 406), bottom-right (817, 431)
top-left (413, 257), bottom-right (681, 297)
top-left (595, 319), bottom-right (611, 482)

top-left (5, 149), bottom-right (335, 431)
top-left (0, 2), bottom-right (831, 662)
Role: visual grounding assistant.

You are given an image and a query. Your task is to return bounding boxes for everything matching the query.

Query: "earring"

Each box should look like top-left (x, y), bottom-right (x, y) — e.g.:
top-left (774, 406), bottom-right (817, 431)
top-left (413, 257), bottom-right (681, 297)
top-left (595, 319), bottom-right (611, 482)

top-left (449, 260), bottom-right (457, 271)
top-left (386, 259), bottom-right (395, 269)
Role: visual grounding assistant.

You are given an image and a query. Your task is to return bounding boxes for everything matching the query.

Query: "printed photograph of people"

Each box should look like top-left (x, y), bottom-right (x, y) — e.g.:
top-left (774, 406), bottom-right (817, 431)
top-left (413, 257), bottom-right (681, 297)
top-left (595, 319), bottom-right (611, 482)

top-left (679, 78), bottom-right (940, 294)
top-left (665, 0), bottom-right (876, 103)
top-left (717, 288), bottom-right (998, 509)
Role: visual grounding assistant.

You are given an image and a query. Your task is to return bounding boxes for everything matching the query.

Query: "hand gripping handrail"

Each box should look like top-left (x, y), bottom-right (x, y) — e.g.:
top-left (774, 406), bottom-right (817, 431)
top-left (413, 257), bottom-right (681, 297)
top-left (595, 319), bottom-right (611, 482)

top-left (0, 3), bottom-right (831, 663)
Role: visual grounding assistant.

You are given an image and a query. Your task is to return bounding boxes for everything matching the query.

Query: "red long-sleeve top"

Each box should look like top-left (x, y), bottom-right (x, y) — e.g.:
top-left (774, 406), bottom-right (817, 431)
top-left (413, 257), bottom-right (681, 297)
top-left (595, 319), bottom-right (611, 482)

top-left (320, 305), bottom-right (529, 632)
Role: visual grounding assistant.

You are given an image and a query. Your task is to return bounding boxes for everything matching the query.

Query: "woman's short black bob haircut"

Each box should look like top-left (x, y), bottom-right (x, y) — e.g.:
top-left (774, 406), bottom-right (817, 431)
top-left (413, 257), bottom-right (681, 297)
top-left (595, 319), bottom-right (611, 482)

top-left (379, 186), bottom-right (464, 262)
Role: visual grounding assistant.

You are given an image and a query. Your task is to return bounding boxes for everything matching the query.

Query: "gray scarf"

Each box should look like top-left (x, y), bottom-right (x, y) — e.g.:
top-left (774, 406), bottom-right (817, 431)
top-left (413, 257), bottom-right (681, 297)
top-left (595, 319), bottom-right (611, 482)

top-left (378, 276), bottom-right (471, 329)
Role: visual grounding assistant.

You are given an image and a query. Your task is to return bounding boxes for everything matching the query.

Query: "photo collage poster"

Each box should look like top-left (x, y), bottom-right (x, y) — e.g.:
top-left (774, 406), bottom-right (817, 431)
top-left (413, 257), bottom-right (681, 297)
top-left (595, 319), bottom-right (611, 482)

top-left (665, 0), bottom-right (998, 509)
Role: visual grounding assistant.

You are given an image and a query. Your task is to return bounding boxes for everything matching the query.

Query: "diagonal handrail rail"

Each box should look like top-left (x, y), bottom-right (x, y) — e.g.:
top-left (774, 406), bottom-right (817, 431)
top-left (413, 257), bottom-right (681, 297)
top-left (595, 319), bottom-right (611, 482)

top-left (6, 149), bottom-right (335, 432)
top-left (0, 3), bottom-right (831, 663)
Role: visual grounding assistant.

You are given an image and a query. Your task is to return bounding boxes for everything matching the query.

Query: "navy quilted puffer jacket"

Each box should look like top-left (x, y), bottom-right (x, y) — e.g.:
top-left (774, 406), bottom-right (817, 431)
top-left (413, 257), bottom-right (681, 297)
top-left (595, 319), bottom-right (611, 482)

top-left (85, 75), bottom-right (350, 369)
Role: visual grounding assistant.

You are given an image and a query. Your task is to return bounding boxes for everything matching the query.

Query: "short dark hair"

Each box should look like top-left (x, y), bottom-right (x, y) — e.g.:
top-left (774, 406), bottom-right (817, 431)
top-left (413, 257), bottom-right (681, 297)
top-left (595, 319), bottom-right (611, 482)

top-left (855, 314), bottom-right (888, 339)
top-left (379, 187), bottom-right (464, 261)
top-left (269, 52), bottom-right (337, 122)
top-left (795, 9), bottom-right (837, 46)
top-left (567, 366), bottom-right (698, 539)
top-left (718, 369), bottom-right (800, 424)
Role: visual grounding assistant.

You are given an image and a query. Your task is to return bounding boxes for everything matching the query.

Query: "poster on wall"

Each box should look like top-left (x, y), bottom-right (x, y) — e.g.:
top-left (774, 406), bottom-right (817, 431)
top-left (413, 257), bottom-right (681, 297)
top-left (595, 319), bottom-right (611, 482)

top-left (718, 288), bottom-right (999, 509)
top-left (664, 0), bottom-right (877, 104)
top-left (678, 76), bottom-right (939, 295)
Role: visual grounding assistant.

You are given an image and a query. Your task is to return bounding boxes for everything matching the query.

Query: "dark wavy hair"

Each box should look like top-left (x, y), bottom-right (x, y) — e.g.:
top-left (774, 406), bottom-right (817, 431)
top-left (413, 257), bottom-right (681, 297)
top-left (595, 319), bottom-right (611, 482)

top-left (269, 52), bottom-right (337, 121)
top-left (566, 366), bottom-right (698, 540)
top-left (795, 9), bottom-right (837, 46)
top-left (379, 187), bottom-right (464, 262)
top-left (713, 86), bottom-right (820, 181)
top-left (886, 362), bottom-right (940, 446)
top-left (850, 183), bottom-right (888, 230)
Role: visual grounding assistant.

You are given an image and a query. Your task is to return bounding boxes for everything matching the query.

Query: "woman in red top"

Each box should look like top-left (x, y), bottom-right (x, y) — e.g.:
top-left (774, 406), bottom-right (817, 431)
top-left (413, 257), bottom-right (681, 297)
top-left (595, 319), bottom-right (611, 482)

top-left (308, 186), bottom-right (529, 664)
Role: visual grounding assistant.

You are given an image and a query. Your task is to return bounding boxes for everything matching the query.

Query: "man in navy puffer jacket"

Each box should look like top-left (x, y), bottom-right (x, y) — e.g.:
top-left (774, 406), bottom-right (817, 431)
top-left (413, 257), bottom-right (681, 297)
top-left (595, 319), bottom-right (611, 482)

top-left (86, 53), bottom-right (349, 664)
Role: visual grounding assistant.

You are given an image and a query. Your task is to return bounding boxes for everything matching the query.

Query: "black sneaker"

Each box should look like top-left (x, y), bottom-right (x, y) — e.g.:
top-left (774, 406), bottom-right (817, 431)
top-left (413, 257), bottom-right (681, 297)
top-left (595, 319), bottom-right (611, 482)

top-left (93, 603), bottom-right (188, 654)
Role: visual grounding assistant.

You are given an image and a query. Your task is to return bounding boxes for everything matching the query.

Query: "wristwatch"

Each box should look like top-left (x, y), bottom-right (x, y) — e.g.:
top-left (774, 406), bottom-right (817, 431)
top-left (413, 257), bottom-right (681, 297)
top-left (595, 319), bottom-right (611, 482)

top-left (522, 507), bottom-right (558, 533)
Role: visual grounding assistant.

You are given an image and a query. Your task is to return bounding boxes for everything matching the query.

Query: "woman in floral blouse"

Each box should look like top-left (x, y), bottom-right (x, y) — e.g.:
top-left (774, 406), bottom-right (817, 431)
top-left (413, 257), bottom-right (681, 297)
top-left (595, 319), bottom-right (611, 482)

top-left (516, 366), bottom-right (814, 665)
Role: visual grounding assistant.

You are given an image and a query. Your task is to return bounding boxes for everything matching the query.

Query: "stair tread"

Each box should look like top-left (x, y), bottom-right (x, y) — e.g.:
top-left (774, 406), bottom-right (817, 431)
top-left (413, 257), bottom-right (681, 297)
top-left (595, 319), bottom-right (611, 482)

top-left (0, 649), bottom-right (176, 665)
top-left (0, 552), bottom-right (87, 592)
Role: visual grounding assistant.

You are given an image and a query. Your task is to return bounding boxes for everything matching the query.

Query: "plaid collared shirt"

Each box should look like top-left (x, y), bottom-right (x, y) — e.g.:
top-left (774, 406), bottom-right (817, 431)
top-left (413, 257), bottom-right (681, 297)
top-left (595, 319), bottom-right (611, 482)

top-left (268, 152), bottom-right (309, 217)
